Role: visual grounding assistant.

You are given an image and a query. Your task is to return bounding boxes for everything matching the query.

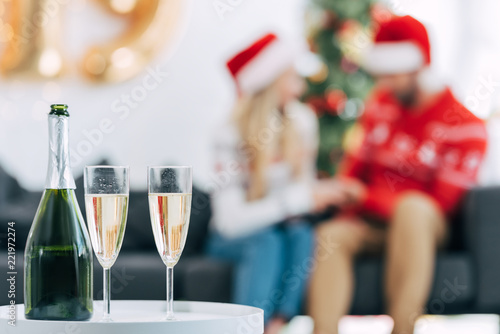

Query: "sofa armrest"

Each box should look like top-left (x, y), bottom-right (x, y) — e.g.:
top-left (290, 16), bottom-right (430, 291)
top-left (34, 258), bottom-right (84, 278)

top-left (181, 257), bottom-right (233, 303)
top-left (463, 186), bottom-right (500, 313)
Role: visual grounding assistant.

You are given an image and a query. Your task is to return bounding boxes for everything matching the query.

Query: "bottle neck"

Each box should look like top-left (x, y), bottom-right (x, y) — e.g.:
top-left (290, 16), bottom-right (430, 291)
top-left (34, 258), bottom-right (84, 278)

top-left (45, 114), bottom-right (76, 189)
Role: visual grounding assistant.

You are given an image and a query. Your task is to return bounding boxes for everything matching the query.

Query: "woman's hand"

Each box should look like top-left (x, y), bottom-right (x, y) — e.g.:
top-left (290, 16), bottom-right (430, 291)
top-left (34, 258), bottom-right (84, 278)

top-left (312, 179), bottom-right (348, 212)
top-left (312, 177), bottom-right (367, 212)
top-left (337, 176), bottom-right (367, 206)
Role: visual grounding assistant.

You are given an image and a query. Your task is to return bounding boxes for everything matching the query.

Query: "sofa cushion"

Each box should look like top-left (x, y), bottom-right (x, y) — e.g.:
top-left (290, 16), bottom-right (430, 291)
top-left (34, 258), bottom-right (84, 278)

top-left (183, 186), bottom-right (211, 256)
top-left (92, 253), bottom-right (230, 302)
top-left (0, 164), bottom-right (27, 205)
top-left (350, 253), bottom-right (475, 315)
top-left (181, 257), bottom-right (233, 303)
top-left (0, 192), bottom-right (41, 250)
top-left (463, 186), bottom-right (500, 313)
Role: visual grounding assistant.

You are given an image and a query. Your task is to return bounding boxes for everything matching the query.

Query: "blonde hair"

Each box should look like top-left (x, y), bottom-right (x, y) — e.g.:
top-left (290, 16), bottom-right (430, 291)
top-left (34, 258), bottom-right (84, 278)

top-left (233, 81), bottom-right (303, 201)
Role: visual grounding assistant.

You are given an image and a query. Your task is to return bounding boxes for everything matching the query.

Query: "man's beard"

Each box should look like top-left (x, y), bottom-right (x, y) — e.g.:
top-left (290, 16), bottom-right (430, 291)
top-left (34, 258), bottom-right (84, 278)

top-left (395, 89), bottom-right (418, 108)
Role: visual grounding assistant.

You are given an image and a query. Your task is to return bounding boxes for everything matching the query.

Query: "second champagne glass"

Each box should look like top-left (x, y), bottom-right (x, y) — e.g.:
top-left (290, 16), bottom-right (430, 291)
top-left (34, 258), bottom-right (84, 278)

top-left (84, 166), bottom-right (129, 321)
top-left (148, 166), bottom-right (192, 320)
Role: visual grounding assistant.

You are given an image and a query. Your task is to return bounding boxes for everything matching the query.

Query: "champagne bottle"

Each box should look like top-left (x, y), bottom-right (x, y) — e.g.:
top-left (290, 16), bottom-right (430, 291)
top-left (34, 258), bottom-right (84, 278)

top-left (24, 104), bottom-right (93, 320)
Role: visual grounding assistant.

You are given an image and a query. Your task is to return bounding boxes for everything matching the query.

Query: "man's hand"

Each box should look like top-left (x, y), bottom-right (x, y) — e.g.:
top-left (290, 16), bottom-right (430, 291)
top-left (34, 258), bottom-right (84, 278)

top-left (337, 176), bottom-right (367, 206)
top-left (312, 177), bottom-right (367, 212)
top-left (312, 179), bottom-right (349, 212)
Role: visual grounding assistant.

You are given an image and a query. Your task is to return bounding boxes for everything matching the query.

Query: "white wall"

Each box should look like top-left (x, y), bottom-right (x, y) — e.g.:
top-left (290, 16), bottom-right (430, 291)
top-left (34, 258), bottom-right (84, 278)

top-left (0, 0), bottom-right (306, 190)
top-left (387, 0), bottom-right (500, 117)
top-left (2, 0), bottom-right (499, 190)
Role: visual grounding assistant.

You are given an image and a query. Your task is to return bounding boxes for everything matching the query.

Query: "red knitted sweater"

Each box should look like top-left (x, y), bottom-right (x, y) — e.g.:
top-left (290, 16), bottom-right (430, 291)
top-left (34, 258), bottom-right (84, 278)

top-left (341, 87), bottom-right (487, 221)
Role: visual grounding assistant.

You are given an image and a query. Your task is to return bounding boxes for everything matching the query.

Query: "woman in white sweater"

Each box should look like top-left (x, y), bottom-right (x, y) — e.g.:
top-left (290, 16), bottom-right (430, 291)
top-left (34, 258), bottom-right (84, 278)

top-left (206, 33), bottom-right (341, 334)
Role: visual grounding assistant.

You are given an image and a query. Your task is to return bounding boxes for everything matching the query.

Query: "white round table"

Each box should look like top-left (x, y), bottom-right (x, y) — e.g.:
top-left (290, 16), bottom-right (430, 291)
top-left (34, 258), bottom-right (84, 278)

top-left (0, 300), bottom-right (264, 334)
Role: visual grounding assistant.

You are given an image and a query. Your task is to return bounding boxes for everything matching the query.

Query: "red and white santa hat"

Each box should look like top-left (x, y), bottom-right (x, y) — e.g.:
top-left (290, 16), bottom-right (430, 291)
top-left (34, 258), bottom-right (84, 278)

top-left (363, 15), bottom-right (431, 75)
top-left (227, 33), bottom-right (300, 95)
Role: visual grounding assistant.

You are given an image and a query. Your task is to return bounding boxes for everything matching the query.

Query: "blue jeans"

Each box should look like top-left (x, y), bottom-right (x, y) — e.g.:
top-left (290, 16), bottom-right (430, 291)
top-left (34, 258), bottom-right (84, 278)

top-left (206, 222), bottom-right (314, 324)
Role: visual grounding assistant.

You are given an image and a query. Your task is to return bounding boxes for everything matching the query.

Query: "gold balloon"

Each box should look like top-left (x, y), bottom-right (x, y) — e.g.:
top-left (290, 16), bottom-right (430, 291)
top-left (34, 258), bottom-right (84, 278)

top-left (82, 0), bottom-right (185, 83)
top-left (0, 1), bottom-right (14, 44)
top-left (0, 0), bottom-right (66, 79)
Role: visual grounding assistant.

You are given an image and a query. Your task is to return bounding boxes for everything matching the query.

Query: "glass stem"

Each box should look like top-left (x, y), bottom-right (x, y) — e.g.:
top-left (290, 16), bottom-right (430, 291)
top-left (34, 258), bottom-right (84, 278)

top-left (103, 267), bottom-right (111, 320)
top-left (166, 266), bottom-right (174, 320)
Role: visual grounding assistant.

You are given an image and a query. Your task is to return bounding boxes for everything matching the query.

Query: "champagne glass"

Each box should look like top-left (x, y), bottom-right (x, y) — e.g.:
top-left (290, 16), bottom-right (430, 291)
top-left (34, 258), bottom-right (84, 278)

top-left (148, 166), bottom-right (192, 320)
top-left (84, 166), bottom-right (129, 321)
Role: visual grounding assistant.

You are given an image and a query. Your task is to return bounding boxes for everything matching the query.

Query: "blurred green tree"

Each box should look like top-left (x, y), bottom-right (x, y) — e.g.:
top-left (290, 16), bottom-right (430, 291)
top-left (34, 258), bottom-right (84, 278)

top-left (304, 0), bottom-right (380, 176)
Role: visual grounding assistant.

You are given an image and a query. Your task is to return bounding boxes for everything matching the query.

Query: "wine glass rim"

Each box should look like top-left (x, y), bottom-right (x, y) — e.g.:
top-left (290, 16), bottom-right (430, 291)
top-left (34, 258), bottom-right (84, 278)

top-left (148, 165), bottom-right (192, 169)
top-left (85, 165), bottom-right (130, 169)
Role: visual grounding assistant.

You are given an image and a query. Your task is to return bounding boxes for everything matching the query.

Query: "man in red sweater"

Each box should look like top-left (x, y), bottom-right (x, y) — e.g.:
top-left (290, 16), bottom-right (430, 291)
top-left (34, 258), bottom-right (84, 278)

top-left (309, 15), bottom-right (488, 334)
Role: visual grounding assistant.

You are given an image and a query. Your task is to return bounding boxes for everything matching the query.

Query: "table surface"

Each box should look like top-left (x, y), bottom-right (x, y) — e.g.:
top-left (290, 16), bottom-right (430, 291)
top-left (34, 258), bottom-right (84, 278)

top-left (0, 300), bottom-right (264, 334)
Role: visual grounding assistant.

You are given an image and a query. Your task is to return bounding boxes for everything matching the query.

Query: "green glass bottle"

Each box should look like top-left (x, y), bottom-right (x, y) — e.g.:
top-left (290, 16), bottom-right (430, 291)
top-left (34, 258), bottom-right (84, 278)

top-left (24, 104), bottom-right (93, 320)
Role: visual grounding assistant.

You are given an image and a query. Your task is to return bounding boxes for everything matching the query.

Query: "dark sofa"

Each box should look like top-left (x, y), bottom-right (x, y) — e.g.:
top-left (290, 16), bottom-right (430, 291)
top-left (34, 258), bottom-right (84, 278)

top-left (1, 165), bottom-right (500, 317)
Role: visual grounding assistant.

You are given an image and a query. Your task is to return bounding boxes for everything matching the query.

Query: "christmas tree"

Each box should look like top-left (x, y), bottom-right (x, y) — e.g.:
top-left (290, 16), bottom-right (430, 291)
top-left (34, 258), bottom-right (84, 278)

top-left (304, 0), bottom-right (378, 176)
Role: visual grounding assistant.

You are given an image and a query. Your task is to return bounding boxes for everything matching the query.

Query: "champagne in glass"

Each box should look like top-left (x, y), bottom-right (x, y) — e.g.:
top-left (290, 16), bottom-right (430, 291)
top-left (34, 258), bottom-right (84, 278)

top-left (84, 166), bottom-right (129, 321)
top-left (85, 194), bottom-right (128, 269)
top-left (149, 193), bottom-right (192, 267)
top-left (148, 166), bottom-right (192, 320)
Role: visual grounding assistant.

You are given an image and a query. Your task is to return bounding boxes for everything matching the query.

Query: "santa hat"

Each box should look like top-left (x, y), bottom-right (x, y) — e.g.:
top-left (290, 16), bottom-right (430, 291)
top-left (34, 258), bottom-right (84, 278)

top-left (363, 15), bottom-right (445, 92)
top-left (363, 15), bottom-right (431, 75)
top-left (227, 33), bottom-right (298, 95)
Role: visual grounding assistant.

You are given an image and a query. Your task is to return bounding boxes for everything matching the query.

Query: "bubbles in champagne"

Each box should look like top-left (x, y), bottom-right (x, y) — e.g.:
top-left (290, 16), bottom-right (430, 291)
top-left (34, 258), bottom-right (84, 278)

top-left (85, 194), bottom-right (128, 269)
top-left (148, 193), bottom-right (192, 267)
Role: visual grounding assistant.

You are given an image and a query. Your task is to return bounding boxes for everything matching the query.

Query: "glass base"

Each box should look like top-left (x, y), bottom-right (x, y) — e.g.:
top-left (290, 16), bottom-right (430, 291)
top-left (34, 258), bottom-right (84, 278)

top-left (98, 315), bottom-right (113, 323)
top-left (163, 314), bottom-right (178, 321)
